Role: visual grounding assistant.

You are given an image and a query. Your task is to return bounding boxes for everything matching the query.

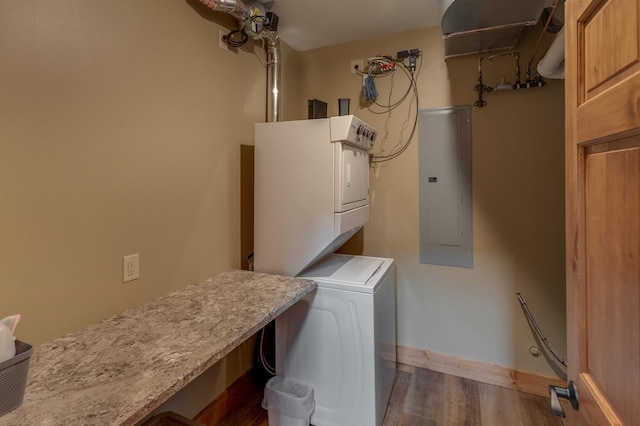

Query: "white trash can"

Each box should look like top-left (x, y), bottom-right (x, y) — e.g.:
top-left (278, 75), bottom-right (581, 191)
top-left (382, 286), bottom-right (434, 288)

top-left (262, 376), bottom-right (314, 426)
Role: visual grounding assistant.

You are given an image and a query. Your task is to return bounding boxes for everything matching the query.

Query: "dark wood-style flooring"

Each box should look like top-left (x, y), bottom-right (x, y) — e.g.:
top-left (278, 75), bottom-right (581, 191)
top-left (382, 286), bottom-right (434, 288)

top-left (213, 363), bottom-right (565, 426)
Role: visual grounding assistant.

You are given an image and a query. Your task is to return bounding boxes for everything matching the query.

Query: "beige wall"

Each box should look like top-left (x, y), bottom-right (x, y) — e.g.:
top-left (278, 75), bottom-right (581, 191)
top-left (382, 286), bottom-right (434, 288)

top-left (0, 0), bottom-right (301, 415)
top-left (0, 0), bottom-right (298, 343)
top-left (299, 26), bottom-right (566, 378)
top-left (1, 0), bottom-right (565, 412)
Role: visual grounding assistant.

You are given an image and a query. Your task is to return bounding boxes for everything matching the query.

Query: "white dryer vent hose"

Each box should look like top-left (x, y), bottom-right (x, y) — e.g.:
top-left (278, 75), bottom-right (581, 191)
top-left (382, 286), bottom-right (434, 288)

top-left (537, 27), bottom-right (565, 79)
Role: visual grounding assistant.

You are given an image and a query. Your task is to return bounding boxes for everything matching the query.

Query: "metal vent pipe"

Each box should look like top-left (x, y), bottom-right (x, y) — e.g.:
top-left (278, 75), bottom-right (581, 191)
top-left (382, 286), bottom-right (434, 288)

top-left (265, 33), bottom-right (281, 123)
top-left (198, 0), bottom-right (252, 21)
top-left (197, 0), bottom-right (281, 122)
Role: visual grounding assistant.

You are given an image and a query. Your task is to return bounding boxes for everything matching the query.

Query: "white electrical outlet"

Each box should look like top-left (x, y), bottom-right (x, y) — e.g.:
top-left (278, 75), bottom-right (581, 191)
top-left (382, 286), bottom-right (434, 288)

top-left (350, 59), bottom-right (364, 74)
top-left (123, 254), bottom-right (139, 283)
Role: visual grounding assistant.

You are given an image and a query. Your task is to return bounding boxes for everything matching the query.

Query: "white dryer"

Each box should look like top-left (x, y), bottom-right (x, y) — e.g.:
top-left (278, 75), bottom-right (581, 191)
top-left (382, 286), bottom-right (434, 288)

top-left (275, 254), bottom-right (396, 426)
top-left (254, 116), bottom-right (376, 277)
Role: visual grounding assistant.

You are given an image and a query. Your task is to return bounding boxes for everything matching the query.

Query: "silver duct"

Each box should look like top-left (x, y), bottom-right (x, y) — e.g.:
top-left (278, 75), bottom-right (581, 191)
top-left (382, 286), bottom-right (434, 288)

top-left (441, 0), bottom-right (556, 59)
top-left (198, 0), bottom-right (282, 122)
top-left (198, 0), bottom-right (252, 21)
top-left (265, 33), bottom-right (281, 122)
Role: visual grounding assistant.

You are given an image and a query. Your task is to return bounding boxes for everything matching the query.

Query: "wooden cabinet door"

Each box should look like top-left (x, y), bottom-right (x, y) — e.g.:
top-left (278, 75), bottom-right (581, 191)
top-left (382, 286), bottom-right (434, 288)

top-left (565, 0), bottom-right (640, 424)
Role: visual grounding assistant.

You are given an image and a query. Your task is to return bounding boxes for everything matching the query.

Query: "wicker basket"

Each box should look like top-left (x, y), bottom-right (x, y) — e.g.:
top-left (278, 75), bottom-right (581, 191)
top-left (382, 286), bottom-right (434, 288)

top-left (0, 340), bottom-right (32, 417)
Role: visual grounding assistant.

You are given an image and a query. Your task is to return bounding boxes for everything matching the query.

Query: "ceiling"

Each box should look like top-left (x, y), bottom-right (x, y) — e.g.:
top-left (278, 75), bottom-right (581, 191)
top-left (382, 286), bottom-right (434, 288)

top-left (268, 0), bottom-right (444, 51)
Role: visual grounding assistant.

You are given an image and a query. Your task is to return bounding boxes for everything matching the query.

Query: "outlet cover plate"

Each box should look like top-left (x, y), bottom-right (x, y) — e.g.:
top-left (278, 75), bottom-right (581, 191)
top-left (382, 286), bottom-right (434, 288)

top-left (123, 253), bottom-right (140, 283)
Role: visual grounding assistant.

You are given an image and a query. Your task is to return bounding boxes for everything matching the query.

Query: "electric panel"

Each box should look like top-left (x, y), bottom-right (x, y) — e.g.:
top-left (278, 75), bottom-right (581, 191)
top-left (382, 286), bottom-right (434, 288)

top-left (419, 105), bottom-right (473, 268)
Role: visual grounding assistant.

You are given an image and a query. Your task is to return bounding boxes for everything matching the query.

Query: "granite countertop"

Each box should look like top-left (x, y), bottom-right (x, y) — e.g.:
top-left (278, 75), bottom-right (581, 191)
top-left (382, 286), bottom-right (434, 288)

top-left (1, 270), bottom-right (316, 426)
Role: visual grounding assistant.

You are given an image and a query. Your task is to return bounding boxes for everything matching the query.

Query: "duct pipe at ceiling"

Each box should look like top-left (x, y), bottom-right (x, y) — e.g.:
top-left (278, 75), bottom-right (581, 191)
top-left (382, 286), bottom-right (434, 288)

top-left (198, 0), bottom-right (252, 21)
top-left (197, 0), bottom-right (281, 122)
top-left (536, 27), bottom-right (564, 79)
top-left (441, 0), bottom-right (556, 59)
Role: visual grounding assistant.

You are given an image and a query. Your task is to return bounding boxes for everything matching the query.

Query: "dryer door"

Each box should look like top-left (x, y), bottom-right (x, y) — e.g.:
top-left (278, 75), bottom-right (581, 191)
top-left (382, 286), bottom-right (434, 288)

top-left (335, 142), bottom-right (369, 212)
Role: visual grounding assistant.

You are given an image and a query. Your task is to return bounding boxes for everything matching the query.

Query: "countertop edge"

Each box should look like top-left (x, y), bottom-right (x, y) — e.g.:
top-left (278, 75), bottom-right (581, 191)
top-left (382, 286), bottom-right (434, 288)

top-left (1, 270), bottom-right (316, 426)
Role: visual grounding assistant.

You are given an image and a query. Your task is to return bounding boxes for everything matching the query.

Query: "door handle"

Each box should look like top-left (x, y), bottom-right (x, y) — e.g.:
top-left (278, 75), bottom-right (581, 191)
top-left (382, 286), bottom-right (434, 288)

top-left (548, 380), bottom-right (579, 418)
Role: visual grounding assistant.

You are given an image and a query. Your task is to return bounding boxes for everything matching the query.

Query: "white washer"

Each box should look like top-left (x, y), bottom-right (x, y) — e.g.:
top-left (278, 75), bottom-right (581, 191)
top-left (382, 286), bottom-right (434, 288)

top-left (275, 254), bottom-right (397, 426)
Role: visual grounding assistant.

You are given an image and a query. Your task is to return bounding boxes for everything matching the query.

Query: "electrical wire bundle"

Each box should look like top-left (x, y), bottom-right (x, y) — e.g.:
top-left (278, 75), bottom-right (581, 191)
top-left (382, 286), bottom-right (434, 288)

top-left (223, 28), bottom-right (249, 48)
top-left (358, 56), bottom-right (396, 102)
top-left (363, 76), bottom-right (378, 101)
top-left (354, 52), bottom-right (421, 165)
top-left (222, 14), bottom-right (276, 49)
top-left (366, 56), bottom-right (397, 74)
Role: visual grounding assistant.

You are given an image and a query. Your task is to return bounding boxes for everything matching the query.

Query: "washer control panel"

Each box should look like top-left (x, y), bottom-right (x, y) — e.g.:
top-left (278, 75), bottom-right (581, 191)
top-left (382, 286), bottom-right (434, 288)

top-left (330, 115), bottom-right (377, 150)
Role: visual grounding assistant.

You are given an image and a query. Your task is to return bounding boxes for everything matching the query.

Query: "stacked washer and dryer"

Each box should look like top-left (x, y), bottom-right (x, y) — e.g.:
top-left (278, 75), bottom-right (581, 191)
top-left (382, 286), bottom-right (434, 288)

top-left (254, 116), bottom-right (397, 426)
